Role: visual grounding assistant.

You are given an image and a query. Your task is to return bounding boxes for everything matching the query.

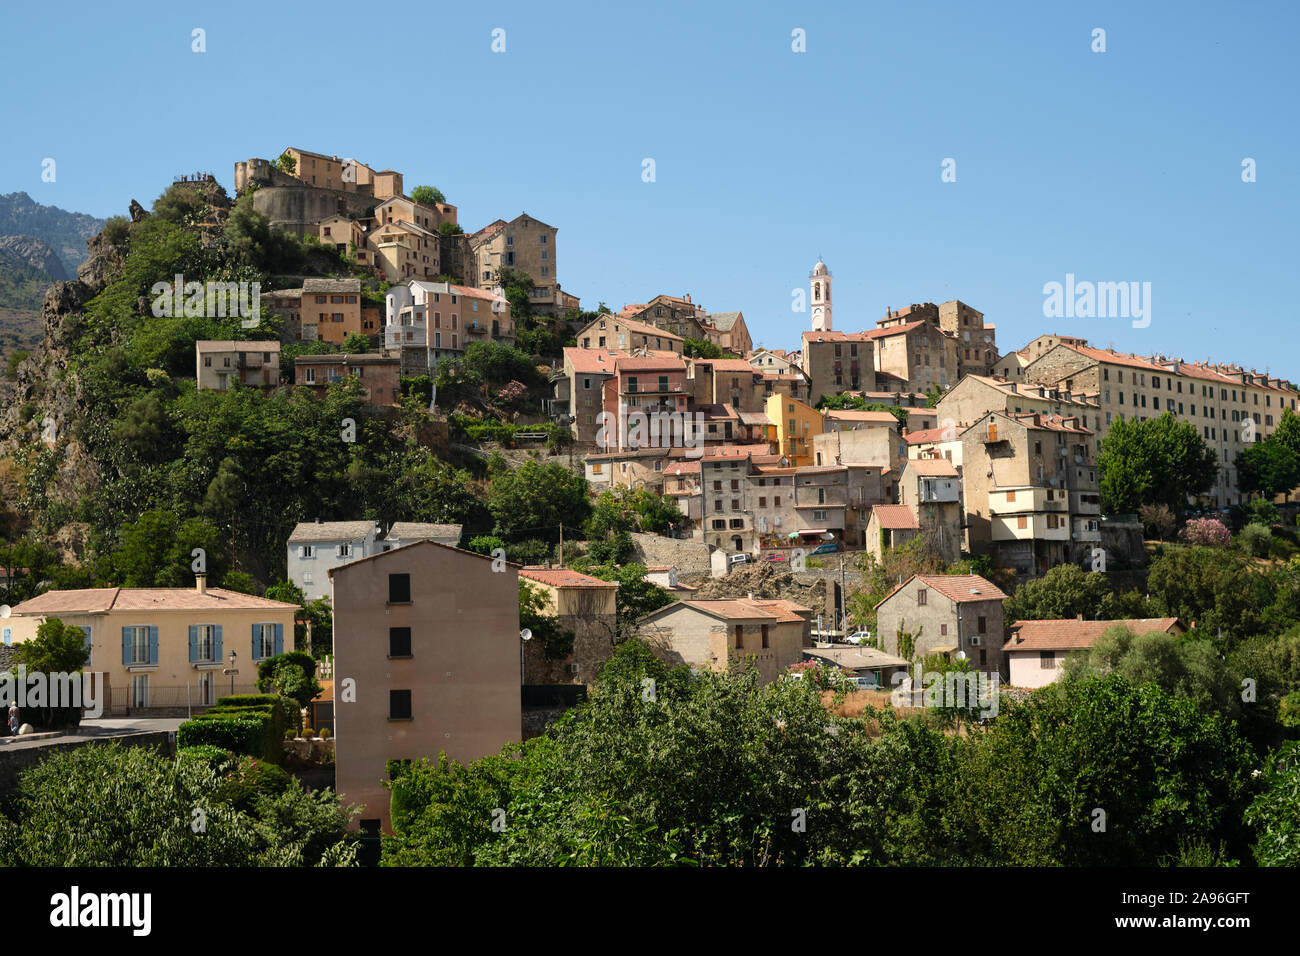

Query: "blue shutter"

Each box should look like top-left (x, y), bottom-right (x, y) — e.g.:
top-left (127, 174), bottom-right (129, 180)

top-left (148, 626), bottom-right (159, 665)
top-left (252, 622), bottom-right (261, 660)
top-left (213, 625), bottom-right (223, 663)
top-left (188, 625), bottom-right (198, 663)
top-left (274, 622), bottom-right (284, 656)
top-left (2, 627), bottom-right (10, 647)
top-left (80, 626), bottom-right (92, 665)
top-left (122, 626), bottom-right (131, 665)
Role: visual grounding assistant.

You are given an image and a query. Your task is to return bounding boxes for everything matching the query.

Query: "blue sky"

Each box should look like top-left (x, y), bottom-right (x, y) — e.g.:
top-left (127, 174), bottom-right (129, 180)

top-left (3, 0), bottom-right (1296, 378)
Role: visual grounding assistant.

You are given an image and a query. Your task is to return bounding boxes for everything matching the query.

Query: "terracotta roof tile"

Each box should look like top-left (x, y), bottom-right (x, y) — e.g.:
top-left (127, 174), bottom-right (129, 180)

top-left (1005, 617), bottom-right (1182, 652)
top-left (520, 567), bottom-right (619, 589)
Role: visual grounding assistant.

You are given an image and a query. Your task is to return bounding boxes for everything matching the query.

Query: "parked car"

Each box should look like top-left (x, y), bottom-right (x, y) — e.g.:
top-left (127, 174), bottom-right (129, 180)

top-left (764, 552), bottom-right (787, 562)
top-left (729, 553), bottom-right (750, 566)
top-left (846, 630), bottom-right (872, 645)
top-left (810, 541), bottom-right (840, 556)
top-left (852, 675), bottom-right (881, 690)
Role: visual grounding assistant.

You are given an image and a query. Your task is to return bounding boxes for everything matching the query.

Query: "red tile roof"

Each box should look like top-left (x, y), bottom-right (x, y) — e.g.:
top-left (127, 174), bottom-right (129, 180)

top-left (870, 504), bottom-right (919, 530)
top-left (904, 428), bottom-right (954, 444)
top-left (875, 573), bottom-right (1007, 610)
top-left (564, 347), bottom-right (622, 374)
top-left (825, 410), bottom-right (899, 425)
top-left (12, 587), bottom-right (299, 614)
top-left (520, 567), bottom-right (619, 589)
top-left (1005, 617), bottom-right (1182, 652)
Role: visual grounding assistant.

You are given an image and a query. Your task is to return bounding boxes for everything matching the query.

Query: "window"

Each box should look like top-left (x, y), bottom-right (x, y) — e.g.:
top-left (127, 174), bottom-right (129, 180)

top-left (388, 573), bottom-right (411, 604)
top-left (390, 627), bottom-right (412, 658)
top-left (917, 589), bottom-right (927, 606)
top-left (977, 616), bottom-right (987, 633)
top-left (254, 623), bottom-right (278, 659)
top-left (193, 624), bottom-right (217, 662)
top-left (389, 690), bottom-right (412, 720)
top-left (761, 625), bottom-right (770, 649)
top-left (1039, 651), bottom-right (1055, 670)
top-left (940, 624), bottom-right (948, 636)
top-left (734, 625), bottom-right (744, 649)
top-left (1017, 515), bottom-right (1028, 529)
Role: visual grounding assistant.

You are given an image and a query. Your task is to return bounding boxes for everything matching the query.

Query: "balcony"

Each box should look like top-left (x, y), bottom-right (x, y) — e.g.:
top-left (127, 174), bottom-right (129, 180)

top-left (624, 383), bottom-right (685, 394)
top-left (919, 478), bottom-right (960, 503)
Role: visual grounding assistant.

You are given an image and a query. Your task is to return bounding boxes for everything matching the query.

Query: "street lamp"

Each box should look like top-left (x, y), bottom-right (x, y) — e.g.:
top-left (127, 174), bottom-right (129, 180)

top-left (227, 649), bottom-right (237, 696)
top-left (519, 629), bottom-right (532, 689)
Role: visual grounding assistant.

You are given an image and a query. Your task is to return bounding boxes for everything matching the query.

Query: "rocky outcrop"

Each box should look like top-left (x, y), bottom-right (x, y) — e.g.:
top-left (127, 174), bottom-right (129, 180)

top-left (0, 235), bottom-right (68, 281)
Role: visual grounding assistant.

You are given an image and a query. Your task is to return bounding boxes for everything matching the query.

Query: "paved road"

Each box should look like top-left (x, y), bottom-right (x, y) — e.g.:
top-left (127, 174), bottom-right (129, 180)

top-left (0, 717), bottom-right (184, 751)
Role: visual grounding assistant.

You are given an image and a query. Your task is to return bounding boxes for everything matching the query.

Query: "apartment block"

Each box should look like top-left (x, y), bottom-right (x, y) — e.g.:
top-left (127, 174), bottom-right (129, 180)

top-left (330, 541), bottom-right (521, 833)
top-left (287, 520), bottom-right (383, 601)
top-left (767, 394), bottom-right (824, 466)
top-left (295, 354), bottom-right (401, 406)
top-left (1023, 341), bottom-right (1299, 506)
top-left (576, 315), bottom-right (684, 354)
top-left (801, 331), bottom-right (874, 403)
top-left (469, 213), bottom-right (569, 316)
top-left (898, 459), bottom-right (963, 564)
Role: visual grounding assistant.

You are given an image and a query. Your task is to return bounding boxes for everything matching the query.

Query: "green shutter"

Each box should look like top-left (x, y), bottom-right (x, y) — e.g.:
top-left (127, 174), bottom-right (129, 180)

top-left (274, 622), bottom-right (284, 656)
top-left (148, 626), bottom-right (159, 664)
top-left (122, 626), bottom-right (132, 665)
top-left (80, 626), bottom-right (92, 665)
top-left (213, 625), bottom-right (223, 662)
top-left (251, 622), bottom-right (261, 660)
top-left (188, 626), bottom-right (198, 663)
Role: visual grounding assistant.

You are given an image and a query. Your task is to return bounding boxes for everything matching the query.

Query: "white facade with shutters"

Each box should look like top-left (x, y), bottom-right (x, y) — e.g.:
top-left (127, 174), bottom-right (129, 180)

top-left (287, 522), bottom-right (382, 602)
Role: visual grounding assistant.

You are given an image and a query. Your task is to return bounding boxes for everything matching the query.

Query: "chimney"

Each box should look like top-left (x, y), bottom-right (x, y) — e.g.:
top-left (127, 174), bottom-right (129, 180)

top-left (196, 573), bottom-right (208, 596)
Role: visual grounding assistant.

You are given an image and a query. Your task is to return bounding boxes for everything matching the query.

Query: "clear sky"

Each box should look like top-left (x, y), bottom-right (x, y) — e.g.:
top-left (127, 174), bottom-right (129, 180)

top-left (2, 0), bottom-right (1296, 378)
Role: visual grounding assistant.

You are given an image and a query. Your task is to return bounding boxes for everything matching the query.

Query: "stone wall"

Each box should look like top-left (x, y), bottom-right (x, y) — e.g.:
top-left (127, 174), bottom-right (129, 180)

top-left (630, 531), bottom-right (713, 572)
top-left (252, 186), bottom-right (377, 238)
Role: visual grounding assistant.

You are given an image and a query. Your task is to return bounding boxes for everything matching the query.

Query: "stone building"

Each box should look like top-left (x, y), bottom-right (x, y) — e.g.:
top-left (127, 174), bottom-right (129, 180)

top-left (468, 213), bottom-right (570, 316)
top-left (518, 567), bottom-right (619, 686)
top-left (294, 354), bottom-right (401, 407)
top-left (898, 459), bottom-right (963, 564)
top-left (800, 331), bottom-right (874, 403)
top-left (638, 598), bottom-right (813, 684)
top-left (959, 410), bottom-right (1099, 574)
top-left (576, 314), bottom-right (684, 354)
top-left (876, 573), bottom-right (1008, 676)
top-left (935, 374), bottom-right (1100, 431)
top-left (195, 341), bottom-right (281, 391)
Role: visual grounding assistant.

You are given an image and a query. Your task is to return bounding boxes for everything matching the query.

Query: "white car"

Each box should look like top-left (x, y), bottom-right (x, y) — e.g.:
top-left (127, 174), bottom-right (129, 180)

top-left (846, 630), bottom-right (872, 645)
top-left (729, 553), bottom-right (750, 566)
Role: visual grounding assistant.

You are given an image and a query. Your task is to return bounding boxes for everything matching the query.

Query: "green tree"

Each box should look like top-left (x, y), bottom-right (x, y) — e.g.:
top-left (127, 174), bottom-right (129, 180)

top-left (488, 460), bottom-right (590, 543)
top-left (11, 617), bottom-right (91, 728)
top-left (1244, 741), bottom-right (1300, 866)
top-left (341, 332), bottom-right (369, 353)
top-left (683, 338), bottom-right (722, 359)
top-left (256, 651), bottom-right (322, 709)
top-left (0, 742), bottom-right (357, 866)
top-left (520, 580), bottom-right (575, 659)
top-left (1002, 564), bottom-right (1154, 623)
top-left (1236, 438), bottom-right (1300, 499)
top-left (579, 563), bottom-right (671, 638)
top-left (275, 151), bottom-right (297, 174)
top-left (410, 185), bottom-right (446, 206)
top-left (1098, 413), bottom-right (1218, 514)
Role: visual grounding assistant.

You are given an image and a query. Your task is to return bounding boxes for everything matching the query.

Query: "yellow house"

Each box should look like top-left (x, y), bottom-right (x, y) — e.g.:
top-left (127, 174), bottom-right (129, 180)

top-left (766, 394), bottom-right (823, 467)
top-left (4, 579), bottom-right (298, 715)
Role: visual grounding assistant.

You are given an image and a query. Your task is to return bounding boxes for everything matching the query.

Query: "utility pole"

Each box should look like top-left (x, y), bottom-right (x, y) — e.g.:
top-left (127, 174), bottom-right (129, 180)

top-left (559, 522), bottom-right (563, 566)
top-left (839, 552), bottom-right (847, 638)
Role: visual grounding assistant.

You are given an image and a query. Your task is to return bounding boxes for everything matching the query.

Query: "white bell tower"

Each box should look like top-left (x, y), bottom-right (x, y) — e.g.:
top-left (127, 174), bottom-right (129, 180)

top-left (810, 259), bottom-right (832, 331)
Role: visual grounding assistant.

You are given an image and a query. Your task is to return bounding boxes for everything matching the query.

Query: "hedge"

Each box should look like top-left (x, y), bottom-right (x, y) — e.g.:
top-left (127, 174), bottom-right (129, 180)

top-left (177, 700), bottom-right (285, 763)
top-left (216, 694), bottom-right (281, 708)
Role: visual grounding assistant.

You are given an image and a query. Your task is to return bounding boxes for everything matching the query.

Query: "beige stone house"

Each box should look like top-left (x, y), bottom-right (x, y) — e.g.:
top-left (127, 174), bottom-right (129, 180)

top-left (330, 541), bottom-right (522, 833)
top-left (576, 315), bottom-right (684, 354)
top-left (638, 598), bottom-right (812, 684)
top-left (195, 341), bottom-right (281, 391)
top-left (469, 213), bottom-right (568, 315)
top-left (864, 504), bottom-right (921, 562)
top-left (518, 567), bottom-right (619, 686)
top-left (898, 459), bottom-right (963, 564)
top-left (875, 573), bottom-right (1008, 675)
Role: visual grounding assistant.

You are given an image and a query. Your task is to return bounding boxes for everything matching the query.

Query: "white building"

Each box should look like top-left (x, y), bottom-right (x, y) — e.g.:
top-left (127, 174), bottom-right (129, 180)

top-left (287, 520), bottom-right (382, 601)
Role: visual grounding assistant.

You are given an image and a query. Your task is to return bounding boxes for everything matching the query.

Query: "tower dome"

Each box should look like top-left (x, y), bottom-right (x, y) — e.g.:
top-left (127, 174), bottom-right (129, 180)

top-left (812, 259), bottom-right (829, 277)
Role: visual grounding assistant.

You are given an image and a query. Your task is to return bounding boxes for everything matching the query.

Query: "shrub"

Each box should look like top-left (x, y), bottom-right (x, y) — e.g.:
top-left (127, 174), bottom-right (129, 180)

top-left (1238, 522), bottom-right (1273, 558)
top-left (177, 744), bottom-right (233, 770)
top-left (211, 755), bottom-right (293, 815)
top-left (177, 717), bottom-right (270, 759)
top-left (319, 727), bottom-right (331, 740)
top-left (302, 728), bottom-right (316, 739)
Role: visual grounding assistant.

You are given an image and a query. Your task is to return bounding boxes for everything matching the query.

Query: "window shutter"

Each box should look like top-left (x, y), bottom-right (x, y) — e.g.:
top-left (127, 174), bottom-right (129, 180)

top-left (298, 545), bottom-right (306, 558)
top-left (2, 627), bottom-right (10, 647)
top-left (188, 625), bottom-right (198, 663)
top-left (335, 544), bottom-right (343, 557)
top-left (80, 626), bottom-right (92, 666)
top-left (122, 627), bottom-right (132, 665)
top-left (274, 623), bottom-right (284, 656)
top-left (213, 625), bottom-right (223, 662)
top-left (148, 626), bottom-right (159, 665)
top-left (252, 622), bottom-right (261, 660)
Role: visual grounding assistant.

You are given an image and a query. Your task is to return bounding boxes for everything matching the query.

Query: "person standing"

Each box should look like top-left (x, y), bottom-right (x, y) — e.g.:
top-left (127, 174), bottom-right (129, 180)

top-left (7, 701), bottom-right (19, 736)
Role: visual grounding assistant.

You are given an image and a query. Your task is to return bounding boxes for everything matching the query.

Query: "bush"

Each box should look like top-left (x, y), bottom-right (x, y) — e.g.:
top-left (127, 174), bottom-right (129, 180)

top-left (177, 716), bottom-right (272, 760)
top-left (1238, 522), bottom-right (1273, 558)
top-left (302, 728), bottom-right (316, 739)
top-left (211, 755), bottom-right (294, 815)
top-left (319, 727), bottom-right (331, 740)
top-left (177, 744), bottom-right (233, 770)
top-left (217, 694), bottom-right (281, 708)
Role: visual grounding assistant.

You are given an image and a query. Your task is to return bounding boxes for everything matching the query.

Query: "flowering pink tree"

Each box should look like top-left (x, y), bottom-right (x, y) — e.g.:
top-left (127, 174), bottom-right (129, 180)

top-left (1180, 517), bottom-right (1231, 548)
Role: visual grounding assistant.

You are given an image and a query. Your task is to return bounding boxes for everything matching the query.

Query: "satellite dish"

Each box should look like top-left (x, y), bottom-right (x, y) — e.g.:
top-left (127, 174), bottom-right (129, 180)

top-left (956, 651), bottom-right (967, 661)
top-left (520, 629), bottom-right (533, 642)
